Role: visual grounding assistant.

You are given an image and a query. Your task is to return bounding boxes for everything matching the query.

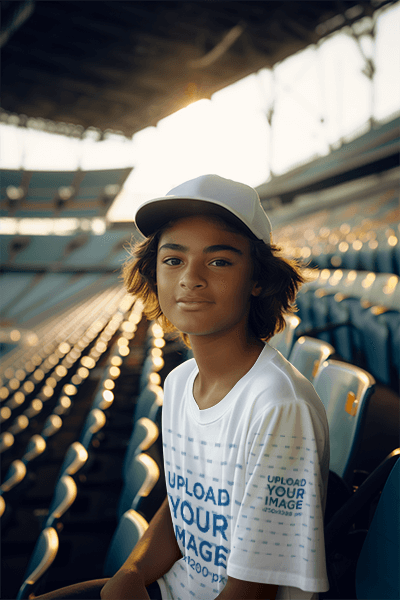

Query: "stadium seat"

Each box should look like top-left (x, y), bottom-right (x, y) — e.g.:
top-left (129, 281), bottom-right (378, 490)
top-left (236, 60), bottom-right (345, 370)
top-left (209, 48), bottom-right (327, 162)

top-left (139, 354), bottom-right (165, 392)
top-left (355, 458), bottom-right (400, 599)
top-left (133, 384), bottom-right (164, 424)
top-left (375, 240), bottom-right (396, 273)
top-left (23, 399), bottom-right (44, 419)
top-left (325, 449), bottom-right (400, 599)
top-left (0, 431), bottom-right (14, 454)
top-left (296, 288), bottom-right (318, 335)
top-left (79, 408), bottom-right (107, 450)
top-left (21, 434), bottom-right (46, 464)
top-left (341, 302), bottom-right (397, 386)
top-left (117, 453), bottom-right (160, 520)
top-left (92, 389), bottom-right (114, 412)
top-left (313, 360), bottom-right (376, 484)
top-left (328, 294), bottom-right (358, 362)
top-left (360, 306), bottom-right (400, 387)
top-left (103, 509), bottom-right (149, 577)
top-left (308, 289), bottom-right (335, 343)
top-left (8, 414), bottom-right (30, 436)
top-left (0, 459), bottom-right (26, 494)
top-left (123, 417), bottom-right (159, 480)
top-left (288, 336), bottom-right (335, 381)
top-left (42, 415), bottom-right (63, 440)
top-left (44, 475), bottom-right (77, 529)
top-left (269, 315), bottom-right (301, 358)
top-left (59, 441), bottom-right (88, 478)
top-left (16, 527), bottom-right (59, 600)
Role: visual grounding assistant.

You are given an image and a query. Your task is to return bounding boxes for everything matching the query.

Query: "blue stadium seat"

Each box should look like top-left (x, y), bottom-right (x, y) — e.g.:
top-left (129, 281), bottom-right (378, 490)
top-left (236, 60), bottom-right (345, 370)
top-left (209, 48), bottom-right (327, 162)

top-left (355, 459), bottom-right (400, 599)
top-left (288, 336), bottom-right (335, 381)
top-left (375, 240), bottom-right (396, 273)
top-left (41, 415), bottom-right (63, 440)
top-left (358, 245), bottom-right (377, 272)
top-left (360, 306), bottom-right (400, 386)
top-left (307, 289), bottom-right (333, 343)
top-left (325, 450), bottom-right (400, 599)
top-left (0, 459), bottom-right (27, 494)
top-left (16, 527), bottom-right (59, 600)
top-left (313, 360), bottom-right (376, 484)
top-left (58, 441), bottom-right (88, 478)
top-left (117, 453), bottom-right (160, 520)
top-left (0, 432), bottom-right (14, 454)
top-left (22, 435), bottom-right (47, 464)
top-left (123, 417), bottom-right (159, 481)
top-left (79, 408), bottom-right (107, 450)
top-left (393, 241), bottom-right (400, 275)
top-left (133, 384), bottom-right (164, 424)
top-left (269, 314), bottom-right (301, 357)
top-left (139, 354), bottom-right (165, 392)
top-left (0, 495), bottom-right (5, 519)
top-left (44, 475), bottom-right (77, 529)
top-left (103, 509), bottom-right (149, 577)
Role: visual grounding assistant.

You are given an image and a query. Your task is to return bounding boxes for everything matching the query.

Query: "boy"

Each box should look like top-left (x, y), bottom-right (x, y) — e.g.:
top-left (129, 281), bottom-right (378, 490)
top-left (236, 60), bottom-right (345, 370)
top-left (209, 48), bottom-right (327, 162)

top-left (102, 175), bottom-right (329, 600)
top-left (38, 175), bottom-right (329, 600)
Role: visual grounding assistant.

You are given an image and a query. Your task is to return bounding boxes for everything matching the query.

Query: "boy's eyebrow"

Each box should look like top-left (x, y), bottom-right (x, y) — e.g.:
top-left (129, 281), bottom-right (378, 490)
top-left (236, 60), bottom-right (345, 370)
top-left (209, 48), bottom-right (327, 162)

top-left (204, 244), bottom-right (243, 255)
top-left (158, 242), bottom-right (243, 255)
top-left (158, 243), bottom-right (188, 252)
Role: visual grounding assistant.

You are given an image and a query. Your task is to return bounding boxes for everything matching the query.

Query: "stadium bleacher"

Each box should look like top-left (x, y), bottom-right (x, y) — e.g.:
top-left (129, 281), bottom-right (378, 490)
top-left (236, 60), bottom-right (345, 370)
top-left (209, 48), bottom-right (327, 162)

top-left (1, 146), bottom-right (399, 600)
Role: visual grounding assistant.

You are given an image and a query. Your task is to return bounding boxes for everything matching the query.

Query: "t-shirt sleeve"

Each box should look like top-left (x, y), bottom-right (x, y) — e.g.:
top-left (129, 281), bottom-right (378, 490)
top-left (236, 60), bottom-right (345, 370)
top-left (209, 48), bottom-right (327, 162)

top-left (227, 400), bottom-right (329, 593)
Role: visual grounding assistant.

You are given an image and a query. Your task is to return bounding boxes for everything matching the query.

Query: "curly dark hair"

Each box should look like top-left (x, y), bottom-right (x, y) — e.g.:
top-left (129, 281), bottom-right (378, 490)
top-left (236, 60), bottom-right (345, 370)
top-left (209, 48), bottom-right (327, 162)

top-left (123, 217), bottom-right (307, 346)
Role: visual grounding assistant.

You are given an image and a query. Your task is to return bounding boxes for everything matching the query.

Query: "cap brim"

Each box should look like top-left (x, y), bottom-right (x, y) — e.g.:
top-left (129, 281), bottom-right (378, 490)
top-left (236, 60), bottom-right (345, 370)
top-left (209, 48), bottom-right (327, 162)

top-left (135, 196), bottom-right (256, 239)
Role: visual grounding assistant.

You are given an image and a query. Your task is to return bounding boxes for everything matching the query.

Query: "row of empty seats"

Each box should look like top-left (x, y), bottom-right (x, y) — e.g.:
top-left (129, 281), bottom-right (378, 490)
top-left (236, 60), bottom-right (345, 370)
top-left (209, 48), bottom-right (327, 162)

top-left (293, 269), bottom-right (399, 388)
top-left (2, 308), bottom-right (171, 598)
top-left (272, 182), bottom-right (399, 274)
top-left (1, 291), bottom-right (140, 536)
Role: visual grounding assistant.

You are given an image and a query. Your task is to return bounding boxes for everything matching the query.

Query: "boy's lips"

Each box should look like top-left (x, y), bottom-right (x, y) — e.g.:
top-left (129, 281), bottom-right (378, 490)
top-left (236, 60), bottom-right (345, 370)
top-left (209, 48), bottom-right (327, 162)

top-left (176, 296), bottom-right (212, 303)
top-left (176, 296), bottom-right (213, 308)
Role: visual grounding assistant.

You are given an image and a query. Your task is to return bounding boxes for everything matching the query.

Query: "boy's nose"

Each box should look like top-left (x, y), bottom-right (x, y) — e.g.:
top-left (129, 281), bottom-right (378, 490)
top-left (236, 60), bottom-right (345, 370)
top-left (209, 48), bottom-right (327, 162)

top-left (179, 266), bottom-right (206, 289)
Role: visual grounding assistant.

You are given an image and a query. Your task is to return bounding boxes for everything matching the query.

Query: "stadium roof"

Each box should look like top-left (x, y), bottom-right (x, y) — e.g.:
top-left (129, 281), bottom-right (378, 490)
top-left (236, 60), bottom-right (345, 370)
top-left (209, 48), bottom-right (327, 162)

top-left (1, 0), bottom-right (395, 138)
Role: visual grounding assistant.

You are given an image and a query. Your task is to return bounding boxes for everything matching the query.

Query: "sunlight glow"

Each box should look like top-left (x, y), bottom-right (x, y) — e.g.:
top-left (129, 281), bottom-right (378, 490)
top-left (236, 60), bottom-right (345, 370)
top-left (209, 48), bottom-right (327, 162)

top-left (0, 2), bottom-right (398, 229)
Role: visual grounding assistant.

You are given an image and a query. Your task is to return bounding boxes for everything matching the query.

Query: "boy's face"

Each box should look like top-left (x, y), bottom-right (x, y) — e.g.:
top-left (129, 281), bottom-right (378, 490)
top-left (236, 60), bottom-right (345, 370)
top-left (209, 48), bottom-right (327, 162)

top-left (156, 215), bottom-right (261, 340)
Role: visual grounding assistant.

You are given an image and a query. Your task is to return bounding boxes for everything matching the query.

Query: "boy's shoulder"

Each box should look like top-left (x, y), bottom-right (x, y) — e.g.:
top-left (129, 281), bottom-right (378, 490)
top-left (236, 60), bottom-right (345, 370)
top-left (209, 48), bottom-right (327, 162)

top-left (164, 356), bottom-right (197, 385)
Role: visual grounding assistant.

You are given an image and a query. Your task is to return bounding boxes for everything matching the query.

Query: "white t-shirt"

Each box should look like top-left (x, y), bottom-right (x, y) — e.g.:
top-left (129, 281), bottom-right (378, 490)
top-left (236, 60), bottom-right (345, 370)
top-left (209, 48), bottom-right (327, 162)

top-left (157, 344), bottom-right (330, 600)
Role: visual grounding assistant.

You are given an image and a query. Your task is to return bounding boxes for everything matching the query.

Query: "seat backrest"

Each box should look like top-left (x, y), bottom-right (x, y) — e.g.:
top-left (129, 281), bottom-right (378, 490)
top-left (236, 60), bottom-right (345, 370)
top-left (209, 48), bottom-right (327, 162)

top-left (313, 360), bottom-right (375, 483)
top-left (288, 336), bottom-right (335, 381)
top-left (59, 441), bottom-right (88, 477)
top-left (44, 475), bottom-right (77, 529)
top-left (123, 417), bottom-right (159, 481)
top-left (41, 414), bottom-right (63, 439)
top-left (269, 315), bottom-right (301, 358)
top-left (0, 431), bottom-right (14, 454)
top-left (139, 355), bottom-right (165, 392)
top-left (92, 389), bottom-right (114, 411)
top-left (103, 509), bottom-right (149, 577)
top-left (0, 495), bottom-right (5, 518)
top-left (356, 460), bottom-right (400, 599)
top-left (22, 434), bottom-right (46, 464)
top-left (117, 453), bottom-right (160, 520)
top-left (133, 384), bottom-right (163, 423)
top-left (79, 408), bottom-right (106, 450)
top-left (0, 459), bottom-right (27, 494)
top-left (16, 527), bottom-right (59, 600)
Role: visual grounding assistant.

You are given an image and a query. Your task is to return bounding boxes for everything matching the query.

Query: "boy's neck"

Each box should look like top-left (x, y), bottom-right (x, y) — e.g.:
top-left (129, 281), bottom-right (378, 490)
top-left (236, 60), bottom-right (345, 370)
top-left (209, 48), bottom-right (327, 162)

top-left (189, 331), bottom-right (264, 410)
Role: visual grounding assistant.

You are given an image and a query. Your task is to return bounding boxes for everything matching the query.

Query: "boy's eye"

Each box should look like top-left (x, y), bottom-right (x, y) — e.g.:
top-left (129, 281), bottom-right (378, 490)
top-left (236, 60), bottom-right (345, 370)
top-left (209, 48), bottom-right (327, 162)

top-left (210, 259), bottom-right (232, 267)
top-left (163, 257), bottom-right (182, 266)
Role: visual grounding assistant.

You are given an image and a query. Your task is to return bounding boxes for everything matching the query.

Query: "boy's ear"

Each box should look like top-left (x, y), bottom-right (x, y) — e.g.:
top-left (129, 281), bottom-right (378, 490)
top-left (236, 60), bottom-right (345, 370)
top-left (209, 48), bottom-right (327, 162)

top-left (251, 282), bottom-right (262, 297)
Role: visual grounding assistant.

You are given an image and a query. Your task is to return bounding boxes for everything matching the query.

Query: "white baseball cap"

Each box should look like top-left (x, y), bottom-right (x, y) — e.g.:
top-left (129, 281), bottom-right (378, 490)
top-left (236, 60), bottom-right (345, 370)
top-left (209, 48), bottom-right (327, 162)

top-left (134, 174), bottom-right (272, 244)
